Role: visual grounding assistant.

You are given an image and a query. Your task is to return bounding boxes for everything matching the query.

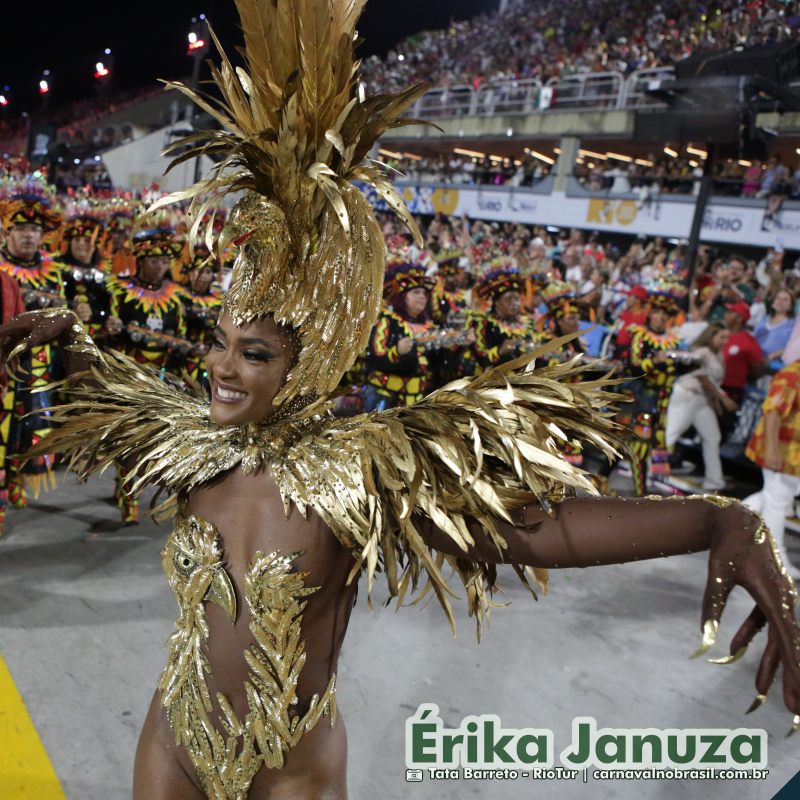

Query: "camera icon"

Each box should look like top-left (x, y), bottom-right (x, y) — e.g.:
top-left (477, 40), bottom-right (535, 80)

top-left (406, 769), bottom-right (424, 782)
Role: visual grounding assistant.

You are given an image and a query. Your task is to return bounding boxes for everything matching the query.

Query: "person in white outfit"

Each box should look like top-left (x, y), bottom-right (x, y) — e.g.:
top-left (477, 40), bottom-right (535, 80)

top-left (744, 359), bottom-right (800, 575)
top-left (665, 323), bottom-right (736, 490)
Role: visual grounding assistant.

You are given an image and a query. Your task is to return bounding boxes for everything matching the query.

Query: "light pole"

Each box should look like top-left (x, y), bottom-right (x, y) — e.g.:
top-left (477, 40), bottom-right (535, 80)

top-left (187, 14), bottom-right (209, 182)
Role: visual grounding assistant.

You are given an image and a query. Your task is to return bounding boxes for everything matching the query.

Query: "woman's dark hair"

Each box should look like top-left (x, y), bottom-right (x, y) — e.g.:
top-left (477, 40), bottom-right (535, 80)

top-left (391, 287), bottom-right (431, 322)
top-left (766, 286), bottom-right (796, 320)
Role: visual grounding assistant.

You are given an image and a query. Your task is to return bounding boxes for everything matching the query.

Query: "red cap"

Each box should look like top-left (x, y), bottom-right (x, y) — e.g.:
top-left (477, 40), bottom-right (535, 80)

top-left (629, 285), bottom-right (648, 300)
top-left (725, 302), bottom-right (750, 321)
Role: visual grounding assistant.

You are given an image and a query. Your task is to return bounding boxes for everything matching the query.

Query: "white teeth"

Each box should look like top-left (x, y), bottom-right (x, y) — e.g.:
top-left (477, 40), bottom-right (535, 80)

top-left (215, 386), bottom-right (247, 401)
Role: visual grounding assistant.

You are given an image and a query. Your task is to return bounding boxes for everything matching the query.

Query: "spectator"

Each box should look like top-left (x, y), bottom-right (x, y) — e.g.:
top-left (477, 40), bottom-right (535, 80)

top-left (753, 287), bottom-right (795, 371)
top-left (741, 159), bottom-right (763, 198)
top-left (720, 302), bottom-right (765, 405)
top-left (666, 323), bottom-right (735, 491)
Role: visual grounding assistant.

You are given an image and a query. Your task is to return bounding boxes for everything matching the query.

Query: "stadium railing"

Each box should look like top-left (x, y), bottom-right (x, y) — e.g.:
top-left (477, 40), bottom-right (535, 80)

top-left (412, 67), bottom-right (675, 119)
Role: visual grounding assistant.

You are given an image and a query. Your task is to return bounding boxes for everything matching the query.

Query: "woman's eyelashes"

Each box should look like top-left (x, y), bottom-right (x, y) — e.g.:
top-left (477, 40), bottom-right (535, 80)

top-left (210, 337), bottom-right (271, 362)
top-left (243, 349), bottom-right (272, 362)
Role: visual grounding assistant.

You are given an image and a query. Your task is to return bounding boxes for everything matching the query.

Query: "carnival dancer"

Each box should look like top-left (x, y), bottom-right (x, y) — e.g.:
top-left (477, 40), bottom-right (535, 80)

top-left (624, 280), bottom-right (686, 496)
top-left (432, 248), bottom-right (470, 323)
top-left (105, 225), bottom-right (189, 523)
top-left (539, 281), bottom-right (587, 358)
top-left (0, 181), bottom-right (66, 506)
top-left (60, 211), bottom-right (112, 338)
top-left (1, 3), bottom-right (799, 798)
top-left (472, 264), bottom-right (542, 371)
top-left (180, 244), bottom-right (223, 387)
top-left (0, 265), bottom-right (25, 536)
top-left (105, 225), bottom-right (189, 372)
top-left (538, 281), bottom-right (592, 469)
top-left (364, 262), bottom-right (440, 410)
top-left (103, 199), bottom-right (138, 277)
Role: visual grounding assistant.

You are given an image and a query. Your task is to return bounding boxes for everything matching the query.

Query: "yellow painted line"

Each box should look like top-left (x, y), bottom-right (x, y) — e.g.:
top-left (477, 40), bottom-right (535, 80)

top-left (0, 653), bottom-right (66, 798)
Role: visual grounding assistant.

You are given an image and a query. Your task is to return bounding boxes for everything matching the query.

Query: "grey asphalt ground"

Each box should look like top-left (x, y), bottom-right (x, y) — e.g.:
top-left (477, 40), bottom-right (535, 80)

top-left (1, 470), bottom-right (799, 799)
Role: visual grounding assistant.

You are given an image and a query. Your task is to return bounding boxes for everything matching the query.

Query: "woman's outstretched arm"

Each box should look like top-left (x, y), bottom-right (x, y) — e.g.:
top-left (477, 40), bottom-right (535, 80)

top-left (421, 494), bottom-right (800, 726)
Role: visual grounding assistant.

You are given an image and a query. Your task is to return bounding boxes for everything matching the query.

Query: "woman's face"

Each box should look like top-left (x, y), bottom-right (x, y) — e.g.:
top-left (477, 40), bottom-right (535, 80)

top-left (649, 308), bottom-right (669, 333)
top-left (206, 311), bottom-right (296, 426)
top-left (191, 265), bottom-right (214, 293)
top-left (559, 311), bottom-right (581, 335)
top-left (70, 236), bottom-right (94, 265)
top-left (494, 290), bottom-right (521, 320)
top-left (711, 328), bottom-right (730, 352)
top-left (137, 255), bottom-right (171, 285)
top-left (772, 290), bottom-right (793, 315)
top-left (404, 287), bottom-right (429, 319)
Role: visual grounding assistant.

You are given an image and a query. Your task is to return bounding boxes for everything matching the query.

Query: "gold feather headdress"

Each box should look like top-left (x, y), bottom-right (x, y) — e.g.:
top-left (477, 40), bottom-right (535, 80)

top-left (149, 0), bottom-right (429, 408)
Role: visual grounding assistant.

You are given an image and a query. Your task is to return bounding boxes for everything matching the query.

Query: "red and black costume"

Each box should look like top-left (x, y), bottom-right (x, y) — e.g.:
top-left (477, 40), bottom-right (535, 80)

top-left (471, 266), bottom-right (541, 371)
top-left (0, 192), bottom-right (66, 506)
top-left (60, 213), bottom-right (112, 339)
top-left (623, 283), bottom-right (685, 496)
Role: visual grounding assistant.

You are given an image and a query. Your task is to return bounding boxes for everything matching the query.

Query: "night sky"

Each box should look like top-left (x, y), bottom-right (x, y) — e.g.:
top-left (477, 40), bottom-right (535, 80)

top-left (3, 0), bottom-right (498, 114)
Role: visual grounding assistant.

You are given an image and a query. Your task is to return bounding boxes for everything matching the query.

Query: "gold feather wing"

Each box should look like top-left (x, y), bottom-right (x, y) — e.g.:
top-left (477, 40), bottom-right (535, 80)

top-left (27, 336), bottom-right (622, 637)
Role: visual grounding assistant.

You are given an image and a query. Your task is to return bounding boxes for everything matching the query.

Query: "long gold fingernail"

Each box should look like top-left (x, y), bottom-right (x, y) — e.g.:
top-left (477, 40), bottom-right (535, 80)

top-left (786, 715), bottom-right (800, 738)
top-left (745, 694), bottom-right (767, 714)
top-left (690, 620), bottom-right (719, 659)
top-left (708, 646), bottom-right (747, 665)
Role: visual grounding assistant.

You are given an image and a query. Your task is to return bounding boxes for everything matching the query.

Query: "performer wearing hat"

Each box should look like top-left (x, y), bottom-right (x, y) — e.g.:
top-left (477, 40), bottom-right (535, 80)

top-left (181, 244), bottom-right (223, 387)
top-left (1, 3), bottom-right (799, 798)
top-left (624, 281), bottom-right (685, 496)
top-left (540, 281), bottom-right (587, 358)
top-left (0, 181), bottom-right (66, 506)
top-left (432, 248), bottom-right (470, 323)
top-left (103, 199), bottom-right (139, 277)
top-left (105, 226), bottom-right (189, 372)
top-left (60, 212), bottom-right (112, 338)
top-left (472, 264), bottom-right (542, 370)
top-left (364, 262), bottom-right (439, 410)
top-left (105, 225), bottom-right (189, 523)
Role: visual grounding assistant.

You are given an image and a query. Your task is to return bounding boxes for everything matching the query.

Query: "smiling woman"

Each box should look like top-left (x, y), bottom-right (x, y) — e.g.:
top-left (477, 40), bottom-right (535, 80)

top-left (0, 1), bottom-right (799, 799)
top-left (206, 314), bottom-right (297, 427)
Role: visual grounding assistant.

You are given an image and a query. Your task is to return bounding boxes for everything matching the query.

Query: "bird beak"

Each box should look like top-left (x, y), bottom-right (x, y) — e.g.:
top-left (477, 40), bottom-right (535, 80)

top-left (205, 568), bottom-right (238, 624)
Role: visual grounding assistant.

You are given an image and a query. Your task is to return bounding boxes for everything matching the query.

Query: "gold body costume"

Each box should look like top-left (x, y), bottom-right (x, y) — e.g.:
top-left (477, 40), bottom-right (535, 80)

top-left (27, 334), bottom-right (621, 797)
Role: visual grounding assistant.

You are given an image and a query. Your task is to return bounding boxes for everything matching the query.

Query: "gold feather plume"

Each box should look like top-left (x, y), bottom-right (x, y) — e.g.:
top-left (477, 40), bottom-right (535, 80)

top-left (148, 0), bottom-right (430, 407)
top-left (26, 336), bottom-right (623, 637)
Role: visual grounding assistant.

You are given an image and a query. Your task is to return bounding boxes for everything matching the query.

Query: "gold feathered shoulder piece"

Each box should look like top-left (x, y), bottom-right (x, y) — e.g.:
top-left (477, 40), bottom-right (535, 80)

top-left (148, 0), bottom-right (431, 408)
top-left (29, 337), bottom-right (622, 636)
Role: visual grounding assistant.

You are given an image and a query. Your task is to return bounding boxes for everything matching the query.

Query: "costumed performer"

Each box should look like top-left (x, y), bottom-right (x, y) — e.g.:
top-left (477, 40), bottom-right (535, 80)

top-left (1, 2), bottom-right (799, 799)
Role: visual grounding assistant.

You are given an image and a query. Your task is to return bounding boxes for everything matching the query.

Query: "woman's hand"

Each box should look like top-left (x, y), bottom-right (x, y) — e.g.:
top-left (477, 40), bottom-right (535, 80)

top-left (397, 337), bottom-right (415, 356)
top-left (699, 504), bottom-right (800, 729)
top-left (0, 309), bottom-right (77, 364)
top-left (499, 338), bottom-right (519, 356)
top-left (105, 316), bottom-right (123, 336)
top-left (75, 302), bottom-right (93, 324)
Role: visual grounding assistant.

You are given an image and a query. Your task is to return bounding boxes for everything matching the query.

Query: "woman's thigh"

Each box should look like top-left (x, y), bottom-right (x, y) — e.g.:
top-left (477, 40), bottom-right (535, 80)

top-left (133, 690), bottom-right (205, 800)
top-left (693, 403), bottom-right (721, 444)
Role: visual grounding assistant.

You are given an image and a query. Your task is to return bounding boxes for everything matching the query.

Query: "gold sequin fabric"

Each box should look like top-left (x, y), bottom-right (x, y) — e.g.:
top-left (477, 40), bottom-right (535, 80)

top-left (160, 514), bottom-right (336, 799)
